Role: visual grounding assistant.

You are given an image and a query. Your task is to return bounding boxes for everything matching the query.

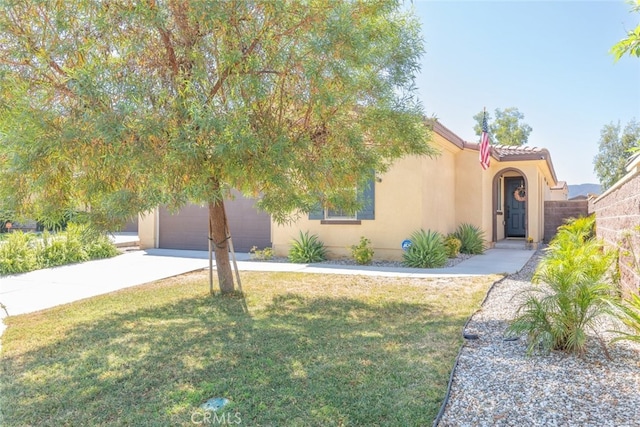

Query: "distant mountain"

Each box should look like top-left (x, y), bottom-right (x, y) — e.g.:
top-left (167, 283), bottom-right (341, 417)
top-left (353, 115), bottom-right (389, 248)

top-left (568, 183), bottom-right (602, 199)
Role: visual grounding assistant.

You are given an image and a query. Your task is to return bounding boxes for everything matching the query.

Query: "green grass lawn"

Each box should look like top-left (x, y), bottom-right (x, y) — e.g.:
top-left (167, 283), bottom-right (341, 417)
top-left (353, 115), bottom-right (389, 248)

top-left (0, 271), bottom-right (499, 426)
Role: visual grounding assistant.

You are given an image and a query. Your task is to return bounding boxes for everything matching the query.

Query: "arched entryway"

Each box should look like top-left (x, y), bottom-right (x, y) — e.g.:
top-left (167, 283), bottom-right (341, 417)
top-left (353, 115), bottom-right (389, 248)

top-left (492, 168), bottom-right (528, 243)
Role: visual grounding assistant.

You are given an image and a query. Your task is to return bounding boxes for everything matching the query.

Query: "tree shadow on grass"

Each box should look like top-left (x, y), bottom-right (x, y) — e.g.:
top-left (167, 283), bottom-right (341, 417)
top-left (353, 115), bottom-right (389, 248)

top-left (1, 291), bottom-right (468, 426)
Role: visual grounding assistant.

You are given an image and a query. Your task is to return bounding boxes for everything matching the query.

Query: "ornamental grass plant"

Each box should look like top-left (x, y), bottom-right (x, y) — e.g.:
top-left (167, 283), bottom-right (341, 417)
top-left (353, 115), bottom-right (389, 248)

top-left (453, 223), bottom-right (485, 255)
top-left (288, 231), bottom-right (327, 263)
top-left (402, 229), bottom-right (447, 268)
top-left (507, 215), bottom-right (617, 355)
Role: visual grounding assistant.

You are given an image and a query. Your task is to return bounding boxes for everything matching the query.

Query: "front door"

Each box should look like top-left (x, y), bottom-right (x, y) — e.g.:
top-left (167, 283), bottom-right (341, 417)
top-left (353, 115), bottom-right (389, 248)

top-left (505, 178), bottom-right (526, 237)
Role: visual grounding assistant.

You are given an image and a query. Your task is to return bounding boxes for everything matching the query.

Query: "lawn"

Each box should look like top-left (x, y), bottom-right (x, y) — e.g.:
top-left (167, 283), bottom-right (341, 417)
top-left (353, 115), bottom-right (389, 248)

top-left (0, 271), bottom-right (499, 426)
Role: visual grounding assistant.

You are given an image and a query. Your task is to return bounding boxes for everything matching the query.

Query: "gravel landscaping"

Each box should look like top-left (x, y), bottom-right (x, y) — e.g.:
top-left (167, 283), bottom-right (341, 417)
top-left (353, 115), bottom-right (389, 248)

top-left (248, 253), bottom-right (474, 268)
top-left (437, 250), bottom-right (640, 427)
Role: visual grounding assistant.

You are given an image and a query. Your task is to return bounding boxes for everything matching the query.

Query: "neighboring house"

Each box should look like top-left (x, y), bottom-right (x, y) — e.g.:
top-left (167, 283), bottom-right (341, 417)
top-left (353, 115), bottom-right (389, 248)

top-left (272, 120), bottom-right (562, 261)
top-left (550, 181), bottom-right (569, 200)
top-left (138, 190), bottom-right (271, 252)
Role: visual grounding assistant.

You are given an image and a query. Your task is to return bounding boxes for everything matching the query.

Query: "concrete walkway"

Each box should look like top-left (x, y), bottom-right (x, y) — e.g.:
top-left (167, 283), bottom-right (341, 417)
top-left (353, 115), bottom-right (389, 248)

top-left (0, 246), bottom-right (535, 319)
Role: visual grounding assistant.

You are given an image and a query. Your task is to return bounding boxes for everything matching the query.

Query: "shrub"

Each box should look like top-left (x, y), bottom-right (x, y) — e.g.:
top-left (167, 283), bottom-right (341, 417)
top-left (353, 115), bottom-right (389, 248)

top-left (38, 225), bottom-right (90, 267)
top-left (610, 293), bottom-right (640, 345)
top-left (86, 235), bottom-right (120, 259)
top-left (453, 223), bottom-right (485, 255)
top-left (0, 231), bottom-right (37, 274)
top-left (351, 237), bottom-right (374, 265)
top-left (288, 231), bottom-right (327, 263)
top-left (506, 217), bottom-right (616, 355)
top-left (444, 234), bottom-right (462, 258)
top-left (249, 246), bottom-right (274, 261)
top-left (402, 229), bottom-right (447, 268)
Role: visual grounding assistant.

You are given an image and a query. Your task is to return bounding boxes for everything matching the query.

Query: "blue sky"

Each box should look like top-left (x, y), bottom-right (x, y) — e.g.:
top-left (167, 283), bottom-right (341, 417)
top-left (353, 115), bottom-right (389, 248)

top-left (409, 0), bottom-right (640, 185)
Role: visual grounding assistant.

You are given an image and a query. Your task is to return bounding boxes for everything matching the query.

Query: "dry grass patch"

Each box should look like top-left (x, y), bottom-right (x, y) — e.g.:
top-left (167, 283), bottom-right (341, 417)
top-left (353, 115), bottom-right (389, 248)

top-left (0, 271), bottom-right (500, 426)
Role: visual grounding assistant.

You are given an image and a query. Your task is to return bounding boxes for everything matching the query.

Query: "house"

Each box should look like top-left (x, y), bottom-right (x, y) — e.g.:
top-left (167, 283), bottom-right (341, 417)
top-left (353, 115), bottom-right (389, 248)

top-left (550, 181), bottom-right (569, 200)
top-left (138, 190), bottom-right (271, 252)
top-left (271, 120), bottom-right (562, 261)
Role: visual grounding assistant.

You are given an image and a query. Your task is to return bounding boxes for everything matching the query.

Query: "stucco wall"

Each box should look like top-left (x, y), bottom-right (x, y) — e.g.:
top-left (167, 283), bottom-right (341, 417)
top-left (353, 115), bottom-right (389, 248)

top-left (271, 142), bottom-right (462, 261)
top-left (272, 155), bottom-right (429, 261)
top-left (453, 149), bottom-right (484, 227)
top-left (594, 162), bottom-right (640, 296)
top-left (493, 162), bottom-right (548, 243)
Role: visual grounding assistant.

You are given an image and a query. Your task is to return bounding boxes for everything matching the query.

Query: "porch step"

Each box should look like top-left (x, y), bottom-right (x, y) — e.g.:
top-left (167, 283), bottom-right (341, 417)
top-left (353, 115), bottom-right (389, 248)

top-left (494, 239), bottom-right (528, 250)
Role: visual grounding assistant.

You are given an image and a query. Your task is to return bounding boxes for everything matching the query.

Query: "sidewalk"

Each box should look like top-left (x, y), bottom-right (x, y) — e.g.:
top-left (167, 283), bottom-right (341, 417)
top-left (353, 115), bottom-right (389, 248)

top-left (0, 247), bottom-right (535, 319)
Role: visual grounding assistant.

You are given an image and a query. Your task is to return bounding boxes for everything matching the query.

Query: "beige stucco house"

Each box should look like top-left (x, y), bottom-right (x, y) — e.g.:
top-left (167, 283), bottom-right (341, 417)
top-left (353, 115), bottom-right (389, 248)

top-left (271, 120), bottom-right (562, 261)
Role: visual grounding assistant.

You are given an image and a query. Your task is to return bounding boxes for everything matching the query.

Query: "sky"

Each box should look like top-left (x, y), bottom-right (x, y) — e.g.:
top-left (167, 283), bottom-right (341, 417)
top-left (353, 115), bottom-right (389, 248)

top-left (408, 0), bottom-right (640, 185)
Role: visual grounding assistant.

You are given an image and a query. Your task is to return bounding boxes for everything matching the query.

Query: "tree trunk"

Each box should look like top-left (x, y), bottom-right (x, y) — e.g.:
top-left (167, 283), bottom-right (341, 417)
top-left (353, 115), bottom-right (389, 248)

top-left (209, 198), bottom-right (235, 294)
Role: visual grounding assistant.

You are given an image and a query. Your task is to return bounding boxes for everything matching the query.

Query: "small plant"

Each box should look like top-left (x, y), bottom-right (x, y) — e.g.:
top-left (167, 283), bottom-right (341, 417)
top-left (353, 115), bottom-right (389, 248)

top-left (85, 235), bottom-right (120, 259)
top-left (249, 246), bottom-right (274, 261)
top-left (288, 231), bottom-right (327, 263)
top-left (402, 229), bottom-right (447, 268)
top-left (38, 224), bottom-right (90, 267)
top-left (453, 223), bottom-right (485, 255)
top-left (350, 236), bottom-right (374, 265)
top-left (0, 231), bottom-right (37, 275)
top-left (443, 234), bottom-right (462, 258)
top-left (506, 216), bottom-right (616, 355)
top-left (610, 293), bottom-right (640, 344)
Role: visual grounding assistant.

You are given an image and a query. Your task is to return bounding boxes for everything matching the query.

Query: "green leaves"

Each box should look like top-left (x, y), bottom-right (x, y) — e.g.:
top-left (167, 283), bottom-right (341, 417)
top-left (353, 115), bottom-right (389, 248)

top-left (402, 229), bottom-right (448, 268)
top-left (0, 0), bottom-right (434, 229)
top-left (610, 1), bottom-right (640, 61)
top-left (472, 107), bottom-right (532, 147)
top-left (507, 215), bottom-right (616, 355)
top-left (288, 231), bottom-right (327, 263)
top-left (593, 120), bottom-right (640, 191)
top-left (453, 223), bottom-right (485, 255)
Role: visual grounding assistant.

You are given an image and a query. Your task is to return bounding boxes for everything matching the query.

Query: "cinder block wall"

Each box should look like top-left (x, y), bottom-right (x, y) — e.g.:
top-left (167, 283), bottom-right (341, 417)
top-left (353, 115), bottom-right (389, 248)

top-left (594, 173), bottom-right (640, 296)
top-left (543, 200), bottom-right (589, 243)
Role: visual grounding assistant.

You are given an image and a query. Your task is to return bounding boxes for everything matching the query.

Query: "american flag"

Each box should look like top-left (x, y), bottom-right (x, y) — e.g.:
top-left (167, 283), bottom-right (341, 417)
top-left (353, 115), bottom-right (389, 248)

top-left (479, 112), bottom-right (490, 170)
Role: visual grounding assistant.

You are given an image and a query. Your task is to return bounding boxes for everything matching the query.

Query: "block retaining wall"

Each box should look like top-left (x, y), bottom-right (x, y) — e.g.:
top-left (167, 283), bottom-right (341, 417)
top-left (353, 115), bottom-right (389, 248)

top-left (544, 200), bottom-right (589, 243)
top-left (593, 172), bottom-right (640, 296)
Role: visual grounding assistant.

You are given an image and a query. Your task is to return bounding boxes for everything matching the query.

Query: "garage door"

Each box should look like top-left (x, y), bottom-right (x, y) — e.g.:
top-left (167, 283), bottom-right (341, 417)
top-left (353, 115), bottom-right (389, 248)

top-left (158, 193), bottom-right (271, 252)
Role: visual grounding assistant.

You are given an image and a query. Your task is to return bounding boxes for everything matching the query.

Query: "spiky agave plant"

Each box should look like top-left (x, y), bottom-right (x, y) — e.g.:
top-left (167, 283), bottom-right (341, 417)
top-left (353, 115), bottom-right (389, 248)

top-left (453, 223), bottom-right (485, 255)
top-left (402, 229), bottom-right (447, 268)
top-left (288, 231), bottom-right (327, 263)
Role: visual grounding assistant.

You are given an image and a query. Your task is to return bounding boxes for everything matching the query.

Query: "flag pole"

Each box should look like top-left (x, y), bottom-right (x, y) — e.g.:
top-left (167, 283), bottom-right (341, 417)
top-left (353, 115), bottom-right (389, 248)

top-left (479, 107), bottom-right (490, 170)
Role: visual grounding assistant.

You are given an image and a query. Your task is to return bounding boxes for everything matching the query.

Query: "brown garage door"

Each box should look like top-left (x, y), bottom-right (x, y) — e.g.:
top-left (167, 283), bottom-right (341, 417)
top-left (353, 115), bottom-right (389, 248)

top-left (158, 193), bottom-right (271, 252)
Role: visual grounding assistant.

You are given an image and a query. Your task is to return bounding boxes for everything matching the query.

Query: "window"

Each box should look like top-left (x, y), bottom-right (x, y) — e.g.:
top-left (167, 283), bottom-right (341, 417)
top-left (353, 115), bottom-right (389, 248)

top-left (326, 207), bottom-right (357, 220)
top-left (309, 178), bottom-right (375, 222)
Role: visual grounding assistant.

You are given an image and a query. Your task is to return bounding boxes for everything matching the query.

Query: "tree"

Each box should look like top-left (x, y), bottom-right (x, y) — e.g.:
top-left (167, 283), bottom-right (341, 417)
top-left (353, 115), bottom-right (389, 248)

top-left (472, 107), bottom-right (532, 146)
top-left (593, 120), bottom-right (640, 190)
top-left (0, 1), bottom-right (435, 293)
top-left (611, 0), bottom-right (640, 61)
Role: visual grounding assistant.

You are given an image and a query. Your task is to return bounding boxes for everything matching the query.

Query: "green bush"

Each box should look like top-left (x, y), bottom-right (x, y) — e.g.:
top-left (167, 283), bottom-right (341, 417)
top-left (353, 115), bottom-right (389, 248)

top-left (249, 246), bottom-right (274, 261)
top-left (506, 217), bottom-right (616, 355)
top-left (611, 293), bottom-right (640, 345)
top-left (351, 236), bottom-right (374, 265)
top-left (86, 235), bottom-right (120, 259)
top-left (288, 231), bottom-right (327, 263)
top-left (38, 227), bottom-right (89, 268)
top-left (444, 234), bottom-right (462, 258)
top-left (0, 224), bottom-right (119, 275)
top-left (402, 229), bottom-right (447, 268)
top-left (453, 223), bottom-right (485, 255)
top-left (0, 231), bottom-right (38, 274)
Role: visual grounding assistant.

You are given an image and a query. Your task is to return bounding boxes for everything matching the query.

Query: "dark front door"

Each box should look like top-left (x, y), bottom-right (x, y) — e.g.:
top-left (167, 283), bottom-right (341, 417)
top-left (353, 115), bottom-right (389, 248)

top-left (505, 178), bottom-right (526, 237)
